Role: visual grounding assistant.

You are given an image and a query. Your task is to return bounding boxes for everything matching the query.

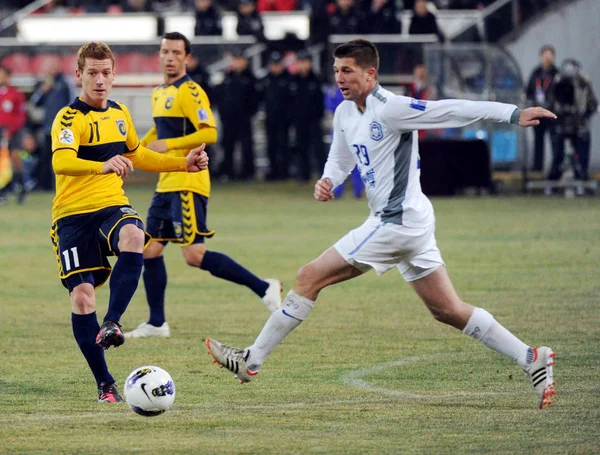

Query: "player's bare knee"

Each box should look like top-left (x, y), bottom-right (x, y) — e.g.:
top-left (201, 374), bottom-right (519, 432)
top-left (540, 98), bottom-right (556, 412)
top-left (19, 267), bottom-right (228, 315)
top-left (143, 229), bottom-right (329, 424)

top-left (117, 224), bottom-right (145, 252)
top-left (183, 245), bottom-right (205, 267)
top-left (295, 263), bottom-right (321, 295)
top-left (71, 284), bottom-right (95, 314)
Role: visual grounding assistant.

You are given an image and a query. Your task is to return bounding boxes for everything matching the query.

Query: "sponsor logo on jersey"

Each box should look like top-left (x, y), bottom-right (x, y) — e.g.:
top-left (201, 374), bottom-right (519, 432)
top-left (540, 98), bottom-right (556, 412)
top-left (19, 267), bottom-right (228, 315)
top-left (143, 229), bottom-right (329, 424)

top-left (58, 129), bottom-right (74, 144)
top-left (165, 96), bottom-right (174, 109)
top-left (369, 121), bottom-right (383, 141)
top-left (197, 109), bottom-right (209, 121)
top-left (116, 119), bottom-right (127, 136)
top-left (409, 99), bottom-right (427, 112)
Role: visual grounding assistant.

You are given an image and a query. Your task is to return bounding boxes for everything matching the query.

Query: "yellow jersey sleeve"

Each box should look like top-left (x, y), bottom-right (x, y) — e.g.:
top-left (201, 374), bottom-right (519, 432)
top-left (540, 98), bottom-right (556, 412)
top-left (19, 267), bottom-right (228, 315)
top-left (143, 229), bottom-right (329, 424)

top-left (51, 106), bottom-right (85, 154)
top-left (140, 126), bottom-right (158, 146)
top-left (179, 81), bottom-right (216, 130)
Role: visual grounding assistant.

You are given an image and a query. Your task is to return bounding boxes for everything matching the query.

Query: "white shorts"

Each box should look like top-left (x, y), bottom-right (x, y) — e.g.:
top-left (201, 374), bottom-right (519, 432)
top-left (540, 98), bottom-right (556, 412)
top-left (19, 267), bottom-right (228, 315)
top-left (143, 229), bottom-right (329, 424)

top-left (333, 217), bottom-right (445, 282)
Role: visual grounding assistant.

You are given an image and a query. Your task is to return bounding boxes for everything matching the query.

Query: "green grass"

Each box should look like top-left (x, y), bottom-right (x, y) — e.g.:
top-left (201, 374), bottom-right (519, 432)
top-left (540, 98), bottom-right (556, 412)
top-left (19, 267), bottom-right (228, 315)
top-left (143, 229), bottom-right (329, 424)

top-left (1, 182), bottom-right (599, 454)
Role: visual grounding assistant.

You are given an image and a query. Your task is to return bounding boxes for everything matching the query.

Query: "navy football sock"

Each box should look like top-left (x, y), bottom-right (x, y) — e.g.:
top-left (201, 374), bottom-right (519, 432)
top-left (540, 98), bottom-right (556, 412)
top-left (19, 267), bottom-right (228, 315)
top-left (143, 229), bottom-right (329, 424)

top-left (72, 312), bottom-right (114, 388)
top-left (143, 256), bottom-right (167, 327)
top-left (104, 252), bottom-right (143, 323)
top-left (200, 251), bottom-right (269, 297)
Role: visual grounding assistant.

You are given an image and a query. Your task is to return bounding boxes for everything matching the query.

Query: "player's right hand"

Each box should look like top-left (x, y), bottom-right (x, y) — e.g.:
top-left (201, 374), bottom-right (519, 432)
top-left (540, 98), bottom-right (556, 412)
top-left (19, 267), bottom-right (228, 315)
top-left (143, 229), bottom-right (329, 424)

top-left (314, 178), bottom-right (334, 202)
top-left (185, 143), bottom-right (208, 172)
top-left (102, 155), bottom-right (134, 177)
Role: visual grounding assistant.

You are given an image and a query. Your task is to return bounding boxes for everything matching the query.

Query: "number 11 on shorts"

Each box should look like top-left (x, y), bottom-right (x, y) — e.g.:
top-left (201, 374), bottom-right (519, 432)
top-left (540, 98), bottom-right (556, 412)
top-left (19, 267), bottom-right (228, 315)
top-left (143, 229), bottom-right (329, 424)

top-left (62, 247), bottom-right (80, 272)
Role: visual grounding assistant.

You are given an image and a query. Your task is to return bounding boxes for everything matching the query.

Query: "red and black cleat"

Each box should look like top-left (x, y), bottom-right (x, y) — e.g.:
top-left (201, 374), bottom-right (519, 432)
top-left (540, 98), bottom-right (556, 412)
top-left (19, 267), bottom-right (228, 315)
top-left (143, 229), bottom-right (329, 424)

top-left (95, 321), bottom-right (125, 349)
top-left (98, 382), bottom-right (123, 403)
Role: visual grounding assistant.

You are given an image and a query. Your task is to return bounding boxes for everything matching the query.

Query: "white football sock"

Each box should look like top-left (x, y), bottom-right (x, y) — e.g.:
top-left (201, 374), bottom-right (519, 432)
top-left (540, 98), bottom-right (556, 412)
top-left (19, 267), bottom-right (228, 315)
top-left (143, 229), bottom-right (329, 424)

top-left (246, 290), bottom-right (314, 370)
top-left (463, 307), bottom-right (532, 367)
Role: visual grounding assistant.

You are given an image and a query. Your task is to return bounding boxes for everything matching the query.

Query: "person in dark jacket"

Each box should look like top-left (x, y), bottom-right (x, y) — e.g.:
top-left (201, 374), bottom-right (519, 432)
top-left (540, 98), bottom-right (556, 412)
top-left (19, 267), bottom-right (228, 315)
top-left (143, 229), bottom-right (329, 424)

top-left (362, 0), bottom-right (401, 34)
top-left (328, 0), bottom-right (362, 35)
top-left (236, 0), bottom-right (268, 44)
top-left (194, 0), bottom-right (223, 37)
top-left (289, 50), bottom-right (325, 182)
top-left (260, 51), bottom-right (292, 181)
top-left (29, 55), bottom-right (74, 191)
top-left (546, 59), bottom-right (598, 184)
top-left (525, 44), bottom-right (558, 172)
top-left (409, 0), bottom-right (445, 42)
top-left (216, 48), bottom-right (259, 180)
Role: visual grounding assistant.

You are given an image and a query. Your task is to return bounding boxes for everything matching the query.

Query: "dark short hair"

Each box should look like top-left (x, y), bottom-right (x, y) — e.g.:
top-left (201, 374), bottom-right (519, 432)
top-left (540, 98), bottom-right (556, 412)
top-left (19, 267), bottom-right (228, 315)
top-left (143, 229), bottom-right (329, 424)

top-left (540, 44), bottom-right (555, 56)
top-left (162, 32), bottom-right (192, 55)
top-left (333, 39), bottom-right (379, 72)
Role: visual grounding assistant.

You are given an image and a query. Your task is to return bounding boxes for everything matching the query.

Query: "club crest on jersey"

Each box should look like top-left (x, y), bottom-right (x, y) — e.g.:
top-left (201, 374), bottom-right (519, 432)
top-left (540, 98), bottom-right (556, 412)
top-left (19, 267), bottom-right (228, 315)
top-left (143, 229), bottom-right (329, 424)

top-left (58, 129), bottom-right (74, 144)
top-left (116, 119), bottom-right (127, 136)
top-left (165, 96), bottom-right (174, 109)
top-left (370, 121), bottom-right (383, 141)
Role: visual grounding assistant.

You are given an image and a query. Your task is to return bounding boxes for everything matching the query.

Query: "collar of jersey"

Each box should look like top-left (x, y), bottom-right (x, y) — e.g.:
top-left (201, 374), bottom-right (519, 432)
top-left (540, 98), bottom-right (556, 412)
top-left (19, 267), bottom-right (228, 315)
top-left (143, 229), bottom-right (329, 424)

top-left (72, 97), bottom-right (119, 113)
top-left (160, 74), bottom-right (192, 89)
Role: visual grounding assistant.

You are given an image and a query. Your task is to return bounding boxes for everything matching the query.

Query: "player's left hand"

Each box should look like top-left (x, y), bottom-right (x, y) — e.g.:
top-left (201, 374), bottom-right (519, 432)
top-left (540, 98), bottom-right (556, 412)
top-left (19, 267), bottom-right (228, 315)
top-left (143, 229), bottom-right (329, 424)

top-left (518, 107), bottom-right (557, 127)
top-left (185, 143), bottom-right (208, 172)
top-left (146, 140), bottom-right (168, 153)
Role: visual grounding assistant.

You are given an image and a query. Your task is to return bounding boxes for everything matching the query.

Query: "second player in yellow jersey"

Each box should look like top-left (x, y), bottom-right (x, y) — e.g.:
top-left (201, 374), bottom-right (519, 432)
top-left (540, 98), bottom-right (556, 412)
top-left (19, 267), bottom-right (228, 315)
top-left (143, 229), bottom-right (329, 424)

top-left (125, 32), bottom-right (282, 340)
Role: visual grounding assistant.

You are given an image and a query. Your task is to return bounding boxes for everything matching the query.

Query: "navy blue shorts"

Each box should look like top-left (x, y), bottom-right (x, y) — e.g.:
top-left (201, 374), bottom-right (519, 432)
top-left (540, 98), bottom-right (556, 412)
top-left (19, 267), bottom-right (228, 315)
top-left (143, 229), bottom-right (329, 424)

top-left (50, 205), bottom-right (150, 292)
top-left (145, 191), bottom-right (215, 247)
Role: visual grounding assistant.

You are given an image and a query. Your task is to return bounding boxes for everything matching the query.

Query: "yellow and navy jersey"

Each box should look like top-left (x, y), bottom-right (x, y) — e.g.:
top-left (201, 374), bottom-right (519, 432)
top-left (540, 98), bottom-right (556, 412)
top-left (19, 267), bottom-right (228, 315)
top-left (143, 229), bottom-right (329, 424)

top-left (51, 98), bottom-right (140, 222)
top-left (150, 74), bottom-right (216, 196)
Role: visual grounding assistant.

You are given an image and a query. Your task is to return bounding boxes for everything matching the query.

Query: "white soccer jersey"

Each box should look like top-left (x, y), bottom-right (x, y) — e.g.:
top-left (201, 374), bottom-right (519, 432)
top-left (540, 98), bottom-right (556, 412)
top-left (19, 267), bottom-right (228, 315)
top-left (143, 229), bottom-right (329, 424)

top-left (322, 85), bottom-right (517, 227)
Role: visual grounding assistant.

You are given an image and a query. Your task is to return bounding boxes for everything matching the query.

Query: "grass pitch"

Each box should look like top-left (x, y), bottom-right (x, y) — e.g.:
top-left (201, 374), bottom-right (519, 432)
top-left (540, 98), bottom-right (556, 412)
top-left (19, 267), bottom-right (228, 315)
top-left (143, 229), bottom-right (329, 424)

top-left (1, 182), bottom-right (599, 454)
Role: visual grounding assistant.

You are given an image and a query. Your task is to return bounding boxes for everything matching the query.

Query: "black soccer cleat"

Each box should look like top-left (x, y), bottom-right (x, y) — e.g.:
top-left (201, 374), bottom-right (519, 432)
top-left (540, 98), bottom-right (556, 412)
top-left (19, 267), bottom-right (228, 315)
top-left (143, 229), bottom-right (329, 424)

top-left (98, 382), bottom-right (123, 403)
top-left (95, 320), bottom-right (125, 349)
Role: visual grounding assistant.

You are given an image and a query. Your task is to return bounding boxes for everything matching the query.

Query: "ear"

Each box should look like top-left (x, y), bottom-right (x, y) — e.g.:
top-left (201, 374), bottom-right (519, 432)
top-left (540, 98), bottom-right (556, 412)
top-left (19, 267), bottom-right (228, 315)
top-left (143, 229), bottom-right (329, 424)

top-left (366, 67), bottom-right (377, 81)
top-left (184, 54), bottom-right (192, 66)
top-left (75, 68), bottom-right (81, 81)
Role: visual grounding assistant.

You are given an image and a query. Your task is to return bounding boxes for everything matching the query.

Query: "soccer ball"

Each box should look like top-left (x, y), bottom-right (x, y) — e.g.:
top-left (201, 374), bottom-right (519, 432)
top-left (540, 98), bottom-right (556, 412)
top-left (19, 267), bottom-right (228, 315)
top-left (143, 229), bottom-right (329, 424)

top-left (123, 366), bottom-right (176, 417)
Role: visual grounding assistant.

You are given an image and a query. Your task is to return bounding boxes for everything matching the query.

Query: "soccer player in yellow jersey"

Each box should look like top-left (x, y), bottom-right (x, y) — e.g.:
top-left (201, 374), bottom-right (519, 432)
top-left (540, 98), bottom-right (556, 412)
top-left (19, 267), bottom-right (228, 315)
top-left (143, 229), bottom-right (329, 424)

top-left (124, 32), bottom-right (282, 340)
top-left (50, 42), bottom-right (208, 403)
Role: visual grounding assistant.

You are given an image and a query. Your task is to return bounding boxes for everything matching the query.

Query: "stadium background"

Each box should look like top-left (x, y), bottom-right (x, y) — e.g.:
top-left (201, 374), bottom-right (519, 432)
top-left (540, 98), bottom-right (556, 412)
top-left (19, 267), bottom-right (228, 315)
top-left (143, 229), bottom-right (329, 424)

top-left (1, 1), bottom-right (599, 454)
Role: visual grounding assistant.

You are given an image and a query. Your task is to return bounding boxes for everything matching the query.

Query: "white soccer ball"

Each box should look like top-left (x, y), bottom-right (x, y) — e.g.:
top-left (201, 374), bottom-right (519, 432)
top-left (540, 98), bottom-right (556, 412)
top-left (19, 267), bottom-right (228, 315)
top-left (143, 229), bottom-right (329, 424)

top-left (123, 366), bottom-right (176, 417)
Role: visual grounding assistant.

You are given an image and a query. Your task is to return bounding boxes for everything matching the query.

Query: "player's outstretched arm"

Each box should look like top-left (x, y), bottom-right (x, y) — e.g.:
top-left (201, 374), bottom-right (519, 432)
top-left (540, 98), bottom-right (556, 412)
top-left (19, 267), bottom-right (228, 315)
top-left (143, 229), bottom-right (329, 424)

top-left (124, 143), bottom-right (207, 173)
top-left (516, 107), bottom-right (557, 127)
top-left (314, 178), bottom-right (334, 202)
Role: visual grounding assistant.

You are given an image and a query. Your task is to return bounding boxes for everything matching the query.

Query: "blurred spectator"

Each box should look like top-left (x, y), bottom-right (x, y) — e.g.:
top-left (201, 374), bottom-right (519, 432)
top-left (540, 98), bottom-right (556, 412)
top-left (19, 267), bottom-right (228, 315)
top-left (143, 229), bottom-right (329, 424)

top-left (15, 130), bottom-right (38, 197)
top-left (257, 0), bottom-right (298, 11)
top-left (547, 59), bottom-right (598, 185)
top-left (362, 0), bottom-right (401, 34)
top-left (236, 0), bottom-right (268, 43)
top-left (525, 44), bottom-right (558, 172)
top-left (328, 0), bottom-right (362, 35)
top-left (120, 0), bottom-right (152, 12)
top-left (407, 63), bottom-right (436, 140)
top-left (194, 0), bottom-right (222, 36)
top-left (259, 51), bottom-right (293, 181)
top-left (324, 84), bottom-right (363, 199)
top-left (289, 50), bottom-right (325, 182)
top-left (409, 0), bottom-right (445, 42)
top-left (216, 48), bottom-right (259, 180)
top-left (29, 55), bottom-right (75, 191)
top-left (0, 65), bottom-right (26, 203)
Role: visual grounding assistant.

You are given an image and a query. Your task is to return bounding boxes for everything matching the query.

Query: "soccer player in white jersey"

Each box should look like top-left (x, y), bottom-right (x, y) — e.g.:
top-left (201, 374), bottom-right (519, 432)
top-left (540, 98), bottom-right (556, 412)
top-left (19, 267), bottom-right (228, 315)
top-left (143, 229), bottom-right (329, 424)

top-left (207, 39), bottom-right (558, 409)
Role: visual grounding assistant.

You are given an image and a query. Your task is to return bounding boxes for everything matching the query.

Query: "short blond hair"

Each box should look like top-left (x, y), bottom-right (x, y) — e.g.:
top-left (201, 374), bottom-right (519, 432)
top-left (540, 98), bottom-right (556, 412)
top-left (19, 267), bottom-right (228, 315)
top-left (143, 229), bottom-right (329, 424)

top-left (77, 42), bottom-right (114, 72)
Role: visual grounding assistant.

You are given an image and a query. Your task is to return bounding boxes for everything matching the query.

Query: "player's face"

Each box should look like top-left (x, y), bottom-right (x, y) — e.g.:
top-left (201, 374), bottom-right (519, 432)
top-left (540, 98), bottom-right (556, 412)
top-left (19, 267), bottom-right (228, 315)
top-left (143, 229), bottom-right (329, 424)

top-left (77, 58), bottom-right (115, 109)
top-left (334, 57), bottom-right (375, 102)
top-left (159, 39), bottom-right (190, 80)
top-left (0, 69), bottom-right (9, 86)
